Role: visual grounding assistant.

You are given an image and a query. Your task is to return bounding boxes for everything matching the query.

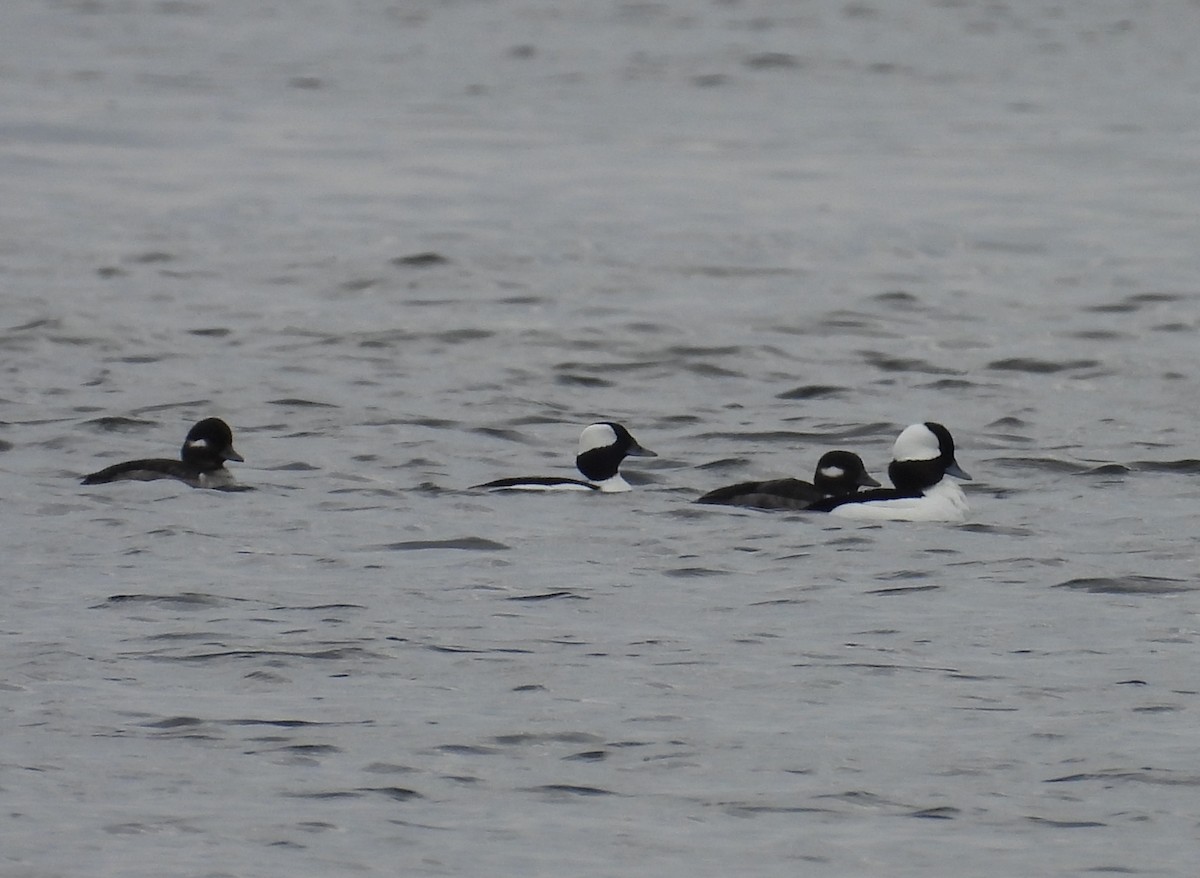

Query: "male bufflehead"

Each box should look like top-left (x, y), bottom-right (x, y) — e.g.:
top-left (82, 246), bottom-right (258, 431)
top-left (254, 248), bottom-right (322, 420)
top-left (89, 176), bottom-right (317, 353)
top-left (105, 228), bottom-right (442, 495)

top-left (81, 417), bottom-right (245, 490)
top-left (472, 422), bottom-right (656, 493)
top-left (807, 422), bottom-right (971, 522)
top-left (696, 450), bottom-right (880, 510)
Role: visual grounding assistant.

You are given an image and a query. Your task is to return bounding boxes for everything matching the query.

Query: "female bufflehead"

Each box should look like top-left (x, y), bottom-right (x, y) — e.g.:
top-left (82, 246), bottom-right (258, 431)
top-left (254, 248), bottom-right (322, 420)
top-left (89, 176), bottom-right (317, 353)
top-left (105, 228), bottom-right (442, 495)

top-left (807, 422), bottom-right (971, 522)
top-left (472, 422), bottom-right (656, 493)
top-left (81, 417), bottom-right (245, 490)
top-left (696, 449), bottom-right (880, 510)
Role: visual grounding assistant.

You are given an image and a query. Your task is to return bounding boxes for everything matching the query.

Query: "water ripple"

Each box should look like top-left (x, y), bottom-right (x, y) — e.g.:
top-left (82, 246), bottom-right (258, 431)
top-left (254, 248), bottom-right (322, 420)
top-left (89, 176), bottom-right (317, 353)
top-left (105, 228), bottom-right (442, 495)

top-left (1053, 575), bottom-right (1194, 595)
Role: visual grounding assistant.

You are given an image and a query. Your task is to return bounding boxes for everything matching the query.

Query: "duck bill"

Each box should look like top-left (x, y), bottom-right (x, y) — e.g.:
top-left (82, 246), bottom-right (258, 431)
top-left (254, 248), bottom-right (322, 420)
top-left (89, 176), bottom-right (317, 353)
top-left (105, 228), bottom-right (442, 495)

top-left (859, 473), bottom-right (882, 488)
top-left (223, 446), bottom-right (245, 463)
top-left (945, 462), bottom-right (972, 480)
top-left (626, 442), bottom-right (657, 458)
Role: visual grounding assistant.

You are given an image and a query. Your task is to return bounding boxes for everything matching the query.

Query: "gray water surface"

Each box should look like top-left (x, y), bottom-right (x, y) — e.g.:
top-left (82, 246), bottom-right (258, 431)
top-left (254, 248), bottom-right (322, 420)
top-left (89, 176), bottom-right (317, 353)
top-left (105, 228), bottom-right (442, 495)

top-left (3, 2), bottom-right (1200, 876)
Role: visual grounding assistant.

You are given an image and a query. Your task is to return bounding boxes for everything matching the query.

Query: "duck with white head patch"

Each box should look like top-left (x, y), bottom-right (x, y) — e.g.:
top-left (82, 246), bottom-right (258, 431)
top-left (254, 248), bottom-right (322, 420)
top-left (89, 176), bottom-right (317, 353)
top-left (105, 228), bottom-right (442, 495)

top-left (807, 422), bottom-right (971, 522)
top-left (81, 417), bottom-right (245, 490)
top-left (696, 449), bottom-right (880, 510)
top-left (472, 422), bottom-right (656, 493)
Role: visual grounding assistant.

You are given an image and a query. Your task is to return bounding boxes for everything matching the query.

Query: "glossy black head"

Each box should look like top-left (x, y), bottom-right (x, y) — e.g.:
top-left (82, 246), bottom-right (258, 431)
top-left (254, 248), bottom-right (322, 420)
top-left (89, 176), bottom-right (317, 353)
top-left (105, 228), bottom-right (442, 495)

top-left (575, 421), bottom-right (655, 482)
top-left (181, 418), bottom-right (244, 470)
top-left (923, 421), bottom-right (971, 481)
top-left (812, 450), bottom-right (881, 496)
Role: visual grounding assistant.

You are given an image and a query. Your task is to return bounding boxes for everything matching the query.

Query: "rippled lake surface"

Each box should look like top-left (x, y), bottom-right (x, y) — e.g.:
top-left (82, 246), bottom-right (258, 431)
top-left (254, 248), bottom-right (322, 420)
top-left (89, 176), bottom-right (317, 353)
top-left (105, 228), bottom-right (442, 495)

top-left (4, 2), bottom-right (1200, 876)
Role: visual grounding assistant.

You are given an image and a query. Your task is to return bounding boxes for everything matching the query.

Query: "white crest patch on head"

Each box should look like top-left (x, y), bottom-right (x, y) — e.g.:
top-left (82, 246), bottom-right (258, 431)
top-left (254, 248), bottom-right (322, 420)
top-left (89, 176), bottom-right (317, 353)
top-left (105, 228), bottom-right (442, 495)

top-left (891, 423), bottom-right (939, 462)
top-left (818, 465), bottom-right (845, 479)
top-left (578, 423), bottom-right (618, 454)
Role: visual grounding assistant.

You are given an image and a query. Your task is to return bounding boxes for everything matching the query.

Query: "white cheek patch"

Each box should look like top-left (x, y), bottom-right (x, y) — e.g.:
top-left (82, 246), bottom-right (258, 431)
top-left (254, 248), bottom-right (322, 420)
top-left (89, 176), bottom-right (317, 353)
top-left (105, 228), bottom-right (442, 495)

top-left (186, 438), bottom-right (210, 450)
top-left (818, 466), bottom-right (845, 479)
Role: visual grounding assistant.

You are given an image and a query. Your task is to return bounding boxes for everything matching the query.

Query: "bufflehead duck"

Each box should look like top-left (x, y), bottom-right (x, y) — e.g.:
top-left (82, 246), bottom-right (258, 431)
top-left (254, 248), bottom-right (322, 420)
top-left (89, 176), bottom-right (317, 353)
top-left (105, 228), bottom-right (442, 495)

top-left (81, 417), bottom-right (245, 490)
top-left (472, 422), bottom-right (656, 493)
top-left (696, 449), bottom-right (880, 510)
top-left (807, 422), bottom-right (971, 522)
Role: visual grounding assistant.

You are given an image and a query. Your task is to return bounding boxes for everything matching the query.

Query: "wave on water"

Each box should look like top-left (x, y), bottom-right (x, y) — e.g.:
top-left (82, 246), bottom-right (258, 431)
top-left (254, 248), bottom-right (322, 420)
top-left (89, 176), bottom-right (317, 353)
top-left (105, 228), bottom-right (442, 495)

top-left (372, 537), bottom-right (510, 552)
top-left (1053, 575), bottom-right (1195, 595)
